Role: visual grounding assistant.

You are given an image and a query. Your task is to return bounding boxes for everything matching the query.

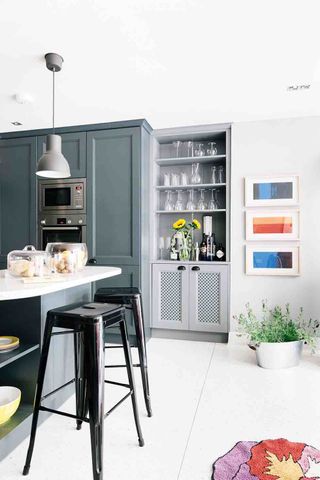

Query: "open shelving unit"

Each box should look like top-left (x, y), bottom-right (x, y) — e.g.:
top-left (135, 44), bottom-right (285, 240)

top-left (151, 125), bottom-right (231, 263)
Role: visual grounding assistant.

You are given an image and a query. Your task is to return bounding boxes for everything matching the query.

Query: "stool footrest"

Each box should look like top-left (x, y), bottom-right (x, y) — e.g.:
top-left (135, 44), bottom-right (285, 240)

top-left (41, 378), bottom-right (75, 401)
top-left (105, 363), bottom-right (141, 368)
top-left (105, 392), bottom-right (132, 418)
top-left (39, 406), bottom-right (89, 423)
top-left (105, 379), bottom-right (131, 389)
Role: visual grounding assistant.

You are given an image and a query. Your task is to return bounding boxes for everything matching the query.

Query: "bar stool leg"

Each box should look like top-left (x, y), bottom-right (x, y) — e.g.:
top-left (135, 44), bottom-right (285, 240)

top-left (74, 331), bottom-right (88, 430)
top-left (23, 319), bottom-right (54, 476)
top-left (119, 316), bottom-right (144, 447)
top-left (132, 296), bottom-right (152, 417)
top-left (83, 319), bottom-right (105, 480)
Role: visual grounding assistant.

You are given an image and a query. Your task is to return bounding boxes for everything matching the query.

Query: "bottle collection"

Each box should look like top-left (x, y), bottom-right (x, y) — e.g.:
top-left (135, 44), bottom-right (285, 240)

top-left (161, 216), bottom-right (225, 262)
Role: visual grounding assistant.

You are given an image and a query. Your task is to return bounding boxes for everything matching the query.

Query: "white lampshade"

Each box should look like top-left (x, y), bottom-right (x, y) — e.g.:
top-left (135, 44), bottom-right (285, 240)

top-left (36, 134), bottom-right (71, 178)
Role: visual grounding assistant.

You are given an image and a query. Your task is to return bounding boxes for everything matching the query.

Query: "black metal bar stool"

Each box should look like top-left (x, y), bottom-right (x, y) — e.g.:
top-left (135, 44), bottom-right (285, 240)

top-left (94, 287), bottom-right (152, 417)
top-left (23, 302), bottom-right (144, 480)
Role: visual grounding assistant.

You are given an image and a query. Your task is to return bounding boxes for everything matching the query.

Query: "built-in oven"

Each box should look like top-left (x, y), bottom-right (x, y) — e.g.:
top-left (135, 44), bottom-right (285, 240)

top-left (38, 178), bottom-right (86, 213)
top-left (39, 213), bottom-right (87, 251)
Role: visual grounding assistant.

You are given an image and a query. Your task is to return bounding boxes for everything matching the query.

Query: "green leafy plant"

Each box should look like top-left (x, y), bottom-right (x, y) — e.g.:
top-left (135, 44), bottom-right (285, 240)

top-left (234, 301), bottom-right (319, 348)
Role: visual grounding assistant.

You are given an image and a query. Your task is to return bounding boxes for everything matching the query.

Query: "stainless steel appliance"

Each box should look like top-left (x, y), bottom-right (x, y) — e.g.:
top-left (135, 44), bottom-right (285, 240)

top-left (38, 178), bottom-right (86, 213)
top-left (38, 178), bottom-right (87, 250)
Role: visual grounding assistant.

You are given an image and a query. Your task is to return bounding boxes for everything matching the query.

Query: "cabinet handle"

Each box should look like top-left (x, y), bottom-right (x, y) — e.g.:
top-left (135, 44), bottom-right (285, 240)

top-left (88, 258), bottom-right (97, 265)
top-left (177, 266), bottom-right (186, 271)
top-left (192, 266), bottom-right (200, 271)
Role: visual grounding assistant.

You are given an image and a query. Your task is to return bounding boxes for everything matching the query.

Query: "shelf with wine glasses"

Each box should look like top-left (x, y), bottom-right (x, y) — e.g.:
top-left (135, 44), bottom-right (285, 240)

top-left (155, 209), bottom-right (226, 214)
top-left (156, 154), bottom-right (226, 166)
top-left (156, 183), bottom-right (226, 190)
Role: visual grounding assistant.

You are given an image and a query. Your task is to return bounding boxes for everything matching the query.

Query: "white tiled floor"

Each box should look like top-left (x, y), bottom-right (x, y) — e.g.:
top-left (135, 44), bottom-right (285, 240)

top-left (1, 339), bottom-right (320, 479)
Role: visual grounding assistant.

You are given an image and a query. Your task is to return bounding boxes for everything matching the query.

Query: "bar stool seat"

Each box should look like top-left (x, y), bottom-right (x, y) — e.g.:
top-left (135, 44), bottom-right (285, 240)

top-left (94, 287), bottom-right (152, 417)
top-left (23, 302), bottom-right (144, 480)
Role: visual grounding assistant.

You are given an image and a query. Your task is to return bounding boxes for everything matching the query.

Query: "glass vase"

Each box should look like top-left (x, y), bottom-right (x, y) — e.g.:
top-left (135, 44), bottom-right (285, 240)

top-left (179, 236), bottom-right (190, 261)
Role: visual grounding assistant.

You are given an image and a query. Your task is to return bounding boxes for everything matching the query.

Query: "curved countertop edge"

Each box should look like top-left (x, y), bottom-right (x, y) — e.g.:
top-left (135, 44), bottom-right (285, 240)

top-left (0, 266), bottom-right (122, 301)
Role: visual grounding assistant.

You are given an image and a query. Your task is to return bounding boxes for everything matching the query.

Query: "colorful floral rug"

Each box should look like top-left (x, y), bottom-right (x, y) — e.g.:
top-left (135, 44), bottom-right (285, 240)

top-left (212, 438), bottom-right (320, 479)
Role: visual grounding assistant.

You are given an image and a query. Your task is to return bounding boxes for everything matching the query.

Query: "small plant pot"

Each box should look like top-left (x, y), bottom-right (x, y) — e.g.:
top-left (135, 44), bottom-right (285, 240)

top-left (250, 340), bottom-right (304, 369)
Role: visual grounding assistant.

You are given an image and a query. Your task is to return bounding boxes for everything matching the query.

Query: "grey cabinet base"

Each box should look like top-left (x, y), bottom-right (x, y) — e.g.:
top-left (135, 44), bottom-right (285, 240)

top-left (151, 328), bottom-right (228, 343)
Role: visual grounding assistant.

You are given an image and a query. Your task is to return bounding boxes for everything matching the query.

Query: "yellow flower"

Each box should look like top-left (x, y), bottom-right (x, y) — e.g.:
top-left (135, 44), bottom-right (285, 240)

top-left (173, 219), bottom-right (186, 229)
top-left (192, 219), bottom-right (201, 230)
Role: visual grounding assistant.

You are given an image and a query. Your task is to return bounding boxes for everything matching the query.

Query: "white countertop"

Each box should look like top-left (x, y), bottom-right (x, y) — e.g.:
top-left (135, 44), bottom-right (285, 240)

top-left (0, 266), bottom-right (121, 301)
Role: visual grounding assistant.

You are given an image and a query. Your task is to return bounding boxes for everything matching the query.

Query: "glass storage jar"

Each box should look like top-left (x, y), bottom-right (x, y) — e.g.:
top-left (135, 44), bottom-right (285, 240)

top-left (7, 245), bottom-right (48, 278)
top-left (45, 243), bottom-right (88, 274)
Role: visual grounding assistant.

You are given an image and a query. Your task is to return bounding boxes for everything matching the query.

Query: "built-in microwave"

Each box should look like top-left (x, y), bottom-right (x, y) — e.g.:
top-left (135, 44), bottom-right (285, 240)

top-left (38, 178), bottom-right (86, 213)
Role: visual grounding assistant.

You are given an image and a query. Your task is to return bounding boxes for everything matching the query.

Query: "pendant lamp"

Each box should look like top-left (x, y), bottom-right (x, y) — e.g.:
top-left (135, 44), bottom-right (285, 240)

top-left (36, 53), bottom-right (71, 178)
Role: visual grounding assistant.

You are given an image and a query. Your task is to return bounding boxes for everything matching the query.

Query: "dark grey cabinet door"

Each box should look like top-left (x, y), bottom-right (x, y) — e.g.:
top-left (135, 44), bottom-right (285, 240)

top-left (87, 128), bottom-right (141, 265)
top-left (0, 137), bottom-right (37, 265)
top-left (37, 132), bottom-right (86, 178)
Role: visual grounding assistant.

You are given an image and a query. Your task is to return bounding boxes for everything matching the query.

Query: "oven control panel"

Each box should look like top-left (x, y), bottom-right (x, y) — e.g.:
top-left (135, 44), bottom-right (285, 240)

top-left (39, 214), bottom-right (87, 226)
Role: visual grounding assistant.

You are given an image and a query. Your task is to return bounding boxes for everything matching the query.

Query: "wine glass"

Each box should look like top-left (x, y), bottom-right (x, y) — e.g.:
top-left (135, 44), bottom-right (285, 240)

top-left (208, 189), bottom-right (219, 210)
top-left (186, 141), bottom-right (194, 157)
top-left (217, 165), bottom-right (225, 183)
top-left (164, 190), bottom-right (174, 211)
top-left (211, 166), bottom-right (217, 184)
top-left (194, 143), bottom-right (205, 157)
top-left (175, 190), bottom-right (184, 211)
top-left (197, 189), bottom-right (207, 210)
top-left (186, 189), bottom-right (196, 210)
top-left (191, 163), bottom-right (201, 184)
top-left (207, 142), bottom-right (218, 156)
top-left (172, 140), bottom-right (182, 158)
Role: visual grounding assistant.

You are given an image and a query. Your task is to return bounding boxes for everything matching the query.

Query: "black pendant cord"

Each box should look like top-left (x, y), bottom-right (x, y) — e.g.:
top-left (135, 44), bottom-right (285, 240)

top-left (52, 68), bottom-right (55, 134)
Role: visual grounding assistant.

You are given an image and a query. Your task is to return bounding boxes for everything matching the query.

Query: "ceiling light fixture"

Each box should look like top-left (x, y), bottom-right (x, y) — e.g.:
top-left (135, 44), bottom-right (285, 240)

top-left (36, 53), bottom-right (70, 178)
top-left (11, 121), bottom-right (22, 126)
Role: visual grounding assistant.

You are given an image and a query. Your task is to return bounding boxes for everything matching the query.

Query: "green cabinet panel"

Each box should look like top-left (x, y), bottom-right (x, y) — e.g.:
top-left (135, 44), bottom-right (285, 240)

top-left (86, 128), bottom-right (141, 265)
top-left (0, 137), bottom-right (37, 265)
top-left (37, 132), bottom-right (86, 178)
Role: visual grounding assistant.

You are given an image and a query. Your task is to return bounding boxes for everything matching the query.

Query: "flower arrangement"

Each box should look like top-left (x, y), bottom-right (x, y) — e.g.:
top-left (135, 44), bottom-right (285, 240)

top-left (171, 218), bottom-right (201, 260)
top-left (235, 301), bottom-right (319, 348)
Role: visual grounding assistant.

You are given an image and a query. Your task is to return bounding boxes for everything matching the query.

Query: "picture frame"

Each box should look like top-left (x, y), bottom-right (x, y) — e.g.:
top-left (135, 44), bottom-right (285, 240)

top-left (245, 175), bottom-right (299, 207)
top-left (246, 244), bottom-right (300, 276)
top-left (245, 209), bottom-right (300, 241)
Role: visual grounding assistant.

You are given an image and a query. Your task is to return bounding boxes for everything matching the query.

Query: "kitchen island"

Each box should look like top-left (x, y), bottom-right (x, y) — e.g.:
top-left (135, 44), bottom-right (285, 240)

top-left (0, 266), bottom-right (121, 461)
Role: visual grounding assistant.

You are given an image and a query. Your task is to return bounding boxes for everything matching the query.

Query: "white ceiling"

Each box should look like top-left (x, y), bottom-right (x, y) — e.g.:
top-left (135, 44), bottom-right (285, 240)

top-left (1, 0), bottom-right (320, 133)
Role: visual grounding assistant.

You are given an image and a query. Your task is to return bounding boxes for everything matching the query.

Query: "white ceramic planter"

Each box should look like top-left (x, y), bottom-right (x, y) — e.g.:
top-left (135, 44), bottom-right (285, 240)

top-left (252, 340), bottom-right (303, 369)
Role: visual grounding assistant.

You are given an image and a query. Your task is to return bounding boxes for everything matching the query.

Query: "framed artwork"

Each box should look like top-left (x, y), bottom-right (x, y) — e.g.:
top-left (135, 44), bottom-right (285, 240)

top-left (245, 175), bottom-right (299, 207)
top-left (246, 245), bottom-right (300, 276)
top-left (246, 210), bottom-right (300, 241)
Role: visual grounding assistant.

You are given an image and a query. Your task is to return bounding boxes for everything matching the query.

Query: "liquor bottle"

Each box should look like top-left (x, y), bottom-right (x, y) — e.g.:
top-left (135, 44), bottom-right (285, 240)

top-left (199, 233), bottom-right (207, 261)
top-left (207, 233), bottom-right (216, 261)
top-left (215, 243), bottom-right (225, 261)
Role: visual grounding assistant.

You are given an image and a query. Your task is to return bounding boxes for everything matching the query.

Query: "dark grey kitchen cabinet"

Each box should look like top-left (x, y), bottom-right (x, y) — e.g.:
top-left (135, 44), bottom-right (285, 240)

top-left (86, 127), bottom-right (141, 265)
top-left (0, 137), bottom-right (37, 266)
top-left (37, 131), bottom-right (86, 178)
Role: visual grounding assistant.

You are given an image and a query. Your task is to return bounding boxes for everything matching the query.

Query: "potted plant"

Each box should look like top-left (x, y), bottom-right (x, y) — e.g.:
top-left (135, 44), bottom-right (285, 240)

top-left (234, 301), bottom-right (319, 369)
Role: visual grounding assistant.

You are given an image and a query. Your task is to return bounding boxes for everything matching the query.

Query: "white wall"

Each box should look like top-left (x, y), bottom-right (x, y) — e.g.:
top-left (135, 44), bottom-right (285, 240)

top-left (230, 116), bottom-right (320, 330)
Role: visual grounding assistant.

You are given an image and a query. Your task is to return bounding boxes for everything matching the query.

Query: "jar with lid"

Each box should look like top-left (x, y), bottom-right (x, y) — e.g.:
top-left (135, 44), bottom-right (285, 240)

top-left (45, 243), bottom-right (88, 274)
top-left (7, 245), bottom-right (48, 278)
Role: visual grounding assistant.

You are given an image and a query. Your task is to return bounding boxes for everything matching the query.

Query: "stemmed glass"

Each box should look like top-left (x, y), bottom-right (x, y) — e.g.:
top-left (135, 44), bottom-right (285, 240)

top-left (208, 189), bottom-right (219, 210)
top-left (164, 190), bottom-right (174, 211)
top-left (186, 189), bottom-right (196, 210)
top-left (191, 163), bottom-right (201, 184)
top-left (172, 141), bottom-right (182, 158)
top-left (175, 190), bottom-right (184, 211)
top-left (194, 143), bottom-right (205, 157)
top-left (217, 165), bottom-right (225, 183)
top-left (186, 141), bottom-right (194, 157)
top-left (197, 189), bottom-right (207, 210)
top-left (211, 166), bottom-right (217, 184)
top-left (207, 142), bottom-right (218, 156)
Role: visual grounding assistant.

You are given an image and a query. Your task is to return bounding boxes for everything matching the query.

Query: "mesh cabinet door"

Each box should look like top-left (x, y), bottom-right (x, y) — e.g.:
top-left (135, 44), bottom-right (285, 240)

top-left (152, 263), bottom-right (189, 330)
top-left (189, 264), bottom-right (229, 333)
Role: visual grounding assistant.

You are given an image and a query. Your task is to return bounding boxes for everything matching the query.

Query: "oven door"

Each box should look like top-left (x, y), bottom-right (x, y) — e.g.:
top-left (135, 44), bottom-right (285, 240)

top-left (40, 226), bottom-right (87, 250)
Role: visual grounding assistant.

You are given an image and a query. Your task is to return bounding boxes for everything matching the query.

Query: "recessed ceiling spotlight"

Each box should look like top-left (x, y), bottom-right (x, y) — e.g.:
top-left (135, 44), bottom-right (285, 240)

top-left (287, 84), bottom-right (311, 91)
top-left (11, 121), bottom-right (23, 126)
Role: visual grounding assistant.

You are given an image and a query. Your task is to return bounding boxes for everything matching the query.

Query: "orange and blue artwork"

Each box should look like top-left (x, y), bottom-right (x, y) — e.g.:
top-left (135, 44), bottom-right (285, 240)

top-left (252, 215), bottom-right (293, 235)
top-left (212, 438), bottom-right (320, 479)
